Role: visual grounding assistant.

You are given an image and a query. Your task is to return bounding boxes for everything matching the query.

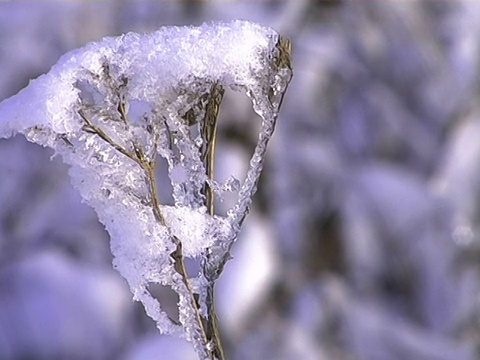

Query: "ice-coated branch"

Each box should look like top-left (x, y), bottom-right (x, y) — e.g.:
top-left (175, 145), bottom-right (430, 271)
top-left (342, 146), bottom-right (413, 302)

top-left (0, 21), bottom-right (292, 359)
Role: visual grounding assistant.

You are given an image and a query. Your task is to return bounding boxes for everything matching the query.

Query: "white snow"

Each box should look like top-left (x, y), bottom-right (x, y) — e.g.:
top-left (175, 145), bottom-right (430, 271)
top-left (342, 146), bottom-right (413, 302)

top-left (0, 20), bottom-right (292, 358)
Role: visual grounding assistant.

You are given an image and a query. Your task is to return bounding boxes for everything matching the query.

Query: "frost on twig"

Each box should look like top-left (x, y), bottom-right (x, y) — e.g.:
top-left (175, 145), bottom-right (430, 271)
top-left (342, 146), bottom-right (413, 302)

top-left (0, 21), bottom-right (292, 359)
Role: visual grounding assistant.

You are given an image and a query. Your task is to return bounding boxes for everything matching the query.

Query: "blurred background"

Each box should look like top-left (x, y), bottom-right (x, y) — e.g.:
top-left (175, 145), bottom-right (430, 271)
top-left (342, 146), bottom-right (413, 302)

top-left (1, 1), bottom-right (480, 359)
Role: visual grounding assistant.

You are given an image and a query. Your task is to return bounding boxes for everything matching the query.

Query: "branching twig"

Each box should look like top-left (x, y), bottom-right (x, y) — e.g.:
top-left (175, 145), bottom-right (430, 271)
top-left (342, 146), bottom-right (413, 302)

top-left (78, 96), bottom-right (220, 359)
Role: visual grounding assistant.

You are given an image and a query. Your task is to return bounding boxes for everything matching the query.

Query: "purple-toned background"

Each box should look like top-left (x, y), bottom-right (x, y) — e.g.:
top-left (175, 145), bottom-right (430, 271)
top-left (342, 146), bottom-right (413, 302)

top-left (1, 1), bottom-right (479, 359)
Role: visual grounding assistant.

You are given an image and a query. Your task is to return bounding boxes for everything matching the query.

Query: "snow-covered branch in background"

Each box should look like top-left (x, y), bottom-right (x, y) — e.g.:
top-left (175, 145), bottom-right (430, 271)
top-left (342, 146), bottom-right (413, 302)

top-left (0, 21), bottom-right (292, 360)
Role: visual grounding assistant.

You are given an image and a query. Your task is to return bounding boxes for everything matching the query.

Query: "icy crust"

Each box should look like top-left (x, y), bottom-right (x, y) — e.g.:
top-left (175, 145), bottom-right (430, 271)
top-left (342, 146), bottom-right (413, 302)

top-left (0, 20), bottom-right (292, 354)
top-left (0, 21), bottom-right (277, 136)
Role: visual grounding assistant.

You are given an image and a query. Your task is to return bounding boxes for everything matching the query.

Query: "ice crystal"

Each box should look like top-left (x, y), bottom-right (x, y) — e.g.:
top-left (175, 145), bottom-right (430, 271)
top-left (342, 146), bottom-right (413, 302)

top-left (0, 21), bottom-right (292, 359)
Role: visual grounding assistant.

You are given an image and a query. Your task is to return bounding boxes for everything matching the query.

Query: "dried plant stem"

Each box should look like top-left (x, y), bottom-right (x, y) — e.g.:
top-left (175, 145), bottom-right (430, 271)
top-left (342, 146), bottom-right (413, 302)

top-left (202, 83), bottom-right (224, 216)
top-left (200, 83), bottom-right (226, 360)
top-left (142, 148), bottom-right (217, 360)
top-left (206, 284), bottom-right (225, 360)
top-left (144, 162), bottom-right (167, 226)
top-left (78, 109), bottom-right (222, 360)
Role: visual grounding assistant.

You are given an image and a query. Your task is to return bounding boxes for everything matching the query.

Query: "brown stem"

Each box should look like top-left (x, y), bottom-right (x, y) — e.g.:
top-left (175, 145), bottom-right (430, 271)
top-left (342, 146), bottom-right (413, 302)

top-left (205, 284), bottom-right (225, 360)
top-left (170, 241), bottom-right (215, 359)
top-left (78, 85), bottom-right (225, 359)
top-left (79, 110), bottom-right (133, 161)
top-left (140, 141), bottom-right (216, 359)
top-left (143, 161), bottom-right (167, 226)
top-left (201, 83), bottom-right (226, 360)
top-left (202, 83), bottom-right (224, 216)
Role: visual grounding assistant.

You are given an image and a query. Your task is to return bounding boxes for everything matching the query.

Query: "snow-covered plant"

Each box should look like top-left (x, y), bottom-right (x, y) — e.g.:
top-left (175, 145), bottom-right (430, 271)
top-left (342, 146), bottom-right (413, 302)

top-left (0, 21), bottom-right (292, 359)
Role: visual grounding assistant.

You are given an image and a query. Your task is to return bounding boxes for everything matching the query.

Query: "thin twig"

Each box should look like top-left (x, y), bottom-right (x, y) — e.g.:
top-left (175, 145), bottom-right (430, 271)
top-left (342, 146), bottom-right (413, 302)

top-left (202, 83), bottom-right (224, 216)
top-left (201, 83), bottom-right (226, 360)
top-left (78, 103), bottom-right (217, 359)
top-left (79, 110), bottom-right (134, 163)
